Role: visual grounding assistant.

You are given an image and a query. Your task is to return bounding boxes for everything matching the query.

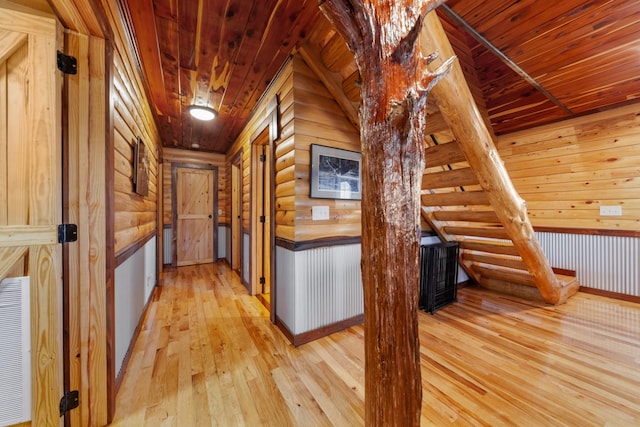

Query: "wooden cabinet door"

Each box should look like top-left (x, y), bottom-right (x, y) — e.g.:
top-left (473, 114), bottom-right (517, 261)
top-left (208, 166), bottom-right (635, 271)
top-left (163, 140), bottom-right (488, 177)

top-left (0, 6), bottom-right (63, 426)
top-left (176, 166), bottom-right (216, 266)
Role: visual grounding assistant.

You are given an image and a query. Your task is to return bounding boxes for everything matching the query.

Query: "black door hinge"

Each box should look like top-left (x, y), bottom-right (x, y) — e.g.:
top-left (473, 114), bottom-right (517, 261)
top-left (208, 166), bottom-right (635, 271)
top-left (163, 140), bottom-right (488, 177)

top-left (60, 390), bottom-right (79, 417)
top-left (57, 51), bottom-right (78, 75)
top-left (259, 276), bottom-right (266, 285)
top-left (259, 215), bottom-right (266, 223)
top-left (259, 154), bottom-right (266, 162)
top-left (58, 224), bottom-right (78, 243)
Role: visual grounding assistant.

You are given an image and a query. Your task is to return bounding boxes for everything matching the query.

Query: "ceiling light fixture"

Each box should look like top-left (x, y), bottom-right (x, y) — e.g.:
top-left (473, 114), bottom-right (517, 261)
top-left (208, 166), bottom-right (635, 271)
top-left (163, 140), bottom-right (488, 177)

top-left (187, 105), bottom-right (217, 121)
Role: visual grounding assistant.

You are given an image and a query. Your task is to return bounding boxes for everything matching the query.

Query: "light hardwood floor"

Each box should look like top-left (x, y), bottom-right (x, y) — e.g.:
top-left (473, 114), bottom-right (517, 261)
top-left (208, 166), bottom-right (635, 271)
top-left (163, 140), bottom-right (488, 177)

top-left (111, 262), bottom-right (640, 426)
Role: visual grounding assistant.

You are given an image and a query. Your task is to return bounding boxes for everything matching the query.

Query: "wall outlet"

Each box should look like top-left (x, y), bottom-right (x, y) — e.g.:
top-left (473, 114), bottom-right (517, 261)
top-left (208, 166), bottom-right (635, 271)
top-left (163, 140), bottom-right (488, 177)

top-left (312, 205), bottom-right (330, 220)
top-left (600, 205), bottom-right (622, 216)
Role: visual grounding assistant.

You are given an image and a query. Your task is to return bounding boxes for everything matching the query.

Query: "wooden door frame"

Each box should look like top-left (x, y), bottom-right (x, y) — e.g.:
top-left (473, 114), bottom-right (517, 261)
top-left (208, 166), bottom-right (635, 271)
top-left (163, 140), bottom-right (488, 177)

top-left (171, 163), bottom-right (219, 266)
top-left (62, 30), bottom-right (112, 426)
top-left (231, 151), bottom-right (243, 272)
top-left (249, 97), bottom-right (279, 322)
top-left (250, 135), bottom-right (269, 297)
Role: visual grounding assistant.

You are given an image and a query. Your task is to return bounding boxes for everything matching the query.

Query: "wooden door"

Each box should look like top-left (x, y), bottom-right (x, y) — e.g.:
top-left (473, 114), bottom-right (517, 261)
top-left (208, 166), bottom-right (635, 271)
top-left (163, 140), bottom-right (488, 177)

top-left (175, 166), bottom-right (217, 266)
top-left (251, 129), bottom-right (272, 308)
top-left (231, 157), bottom-right (242, 271)
top-left (260, 145), bottom-right (272, 296)
top-left (0, 6), bottom-right (64, 426)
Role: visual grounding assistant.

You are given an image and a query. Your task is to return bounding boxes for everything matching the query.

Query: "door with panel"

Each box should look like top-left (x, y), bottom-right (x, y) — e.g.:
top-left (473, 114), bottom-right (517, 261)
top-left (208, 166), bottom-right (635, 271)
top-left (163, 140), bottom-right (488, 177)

top-left (174, 165), bottom-right (217, 266)
top-left (252, 128), bottom-right (272, 310)
top-left (0, 6), bottom-right (64, 426)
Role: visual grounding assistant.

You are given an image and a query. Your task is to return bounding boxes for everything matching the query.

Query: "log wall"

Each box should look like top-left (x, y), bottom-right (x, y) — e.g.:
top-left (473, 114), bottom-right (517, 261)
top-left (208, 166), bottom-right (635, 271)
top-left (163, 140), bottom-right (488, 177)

top-left (290, 56), bottom-right (361, 242)
top-left (496, 103), bottom-right (640, 233)
top-left (105, 1), bottom-right (162, 256)
top-left (227, 60), bottom-right (295, 237)
top-left (227, 55), bottom-right (361, 244)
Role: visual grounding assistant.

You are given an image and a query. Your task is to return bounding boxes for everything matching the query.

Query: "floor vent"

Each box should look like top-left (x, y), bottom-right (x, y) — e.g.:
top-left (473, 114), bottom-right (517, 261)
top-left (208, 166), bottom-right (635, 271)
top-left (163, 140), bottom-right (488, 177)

top-left (0, 276), bottom-right (31, 425)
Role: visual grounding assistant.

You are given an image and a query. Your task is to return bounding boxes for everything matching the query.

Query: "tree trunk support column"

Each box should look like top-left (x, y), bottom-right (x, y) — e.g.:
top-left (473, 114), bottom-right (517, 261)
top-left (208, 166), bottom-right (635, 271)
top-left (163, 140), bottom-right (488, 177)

top-left (319, 1), bottom-right (453, 425)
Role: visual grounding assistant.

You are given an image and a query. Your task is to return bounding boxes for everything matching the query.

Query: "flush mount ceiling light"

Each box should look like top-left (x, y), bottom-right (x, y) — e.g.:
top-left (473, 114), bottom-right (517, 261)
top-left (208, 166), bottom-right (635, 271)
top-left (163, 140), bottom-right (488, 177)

top-left (187, 105), bottom-right (217, 121)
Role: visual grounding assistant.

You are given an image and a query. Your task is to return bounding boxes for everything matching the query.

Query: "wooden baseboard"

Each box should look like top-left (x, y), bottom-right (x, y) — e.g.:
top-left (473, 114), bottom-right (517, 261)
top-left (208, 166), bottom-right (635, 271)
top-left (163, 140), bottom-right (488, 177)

top-left (579, 287), bottom-right (640, 304)
top-left (276, 314), bottom-right (364, 347)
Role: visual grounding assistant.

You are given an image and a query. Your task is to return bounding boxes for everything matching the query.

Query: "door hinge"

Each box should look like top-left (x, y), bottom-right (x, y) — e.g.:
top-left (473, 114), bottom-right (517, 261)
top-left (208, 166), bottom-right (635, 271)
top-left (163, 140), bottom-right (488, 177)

top-left (58, 224), bottom-right (78, 243)
top-left (259, 276), bottom-right (266, 285)
top-left (259, 154), bottom-right (266, 162)
top-left (57, 51), bottom-right (78, 75)
top-left (60, 390), bottom-right (79, 417)
top-left (259, 215), bottom-right (266, 223)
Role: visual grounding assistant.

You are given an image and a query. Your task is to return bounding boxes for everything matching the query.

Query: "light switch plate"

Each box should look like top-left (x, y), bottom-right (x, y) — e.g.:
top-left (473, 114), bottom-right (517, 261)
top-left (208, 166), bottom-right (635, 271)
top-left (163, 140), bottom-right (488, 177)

top-left (312, 205), bottom-right (330, 220)
top-left (600, 205), bottom-right (622, 216)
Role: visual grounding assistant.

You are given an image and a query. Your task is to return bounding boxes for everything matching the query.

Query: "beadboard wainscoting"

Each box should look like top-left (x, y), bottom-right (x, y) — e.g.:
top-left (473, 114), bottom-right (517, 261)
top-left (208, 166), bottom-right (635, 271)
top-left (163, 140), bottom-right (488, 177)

top-left (537, 232), bottom-right (640, 297)
top-left (243, 233), bottom-right (251, 290)
top-left (276, 243), bottom-right (363, 344)
top-left (114, 236), bottom-right (157, 377)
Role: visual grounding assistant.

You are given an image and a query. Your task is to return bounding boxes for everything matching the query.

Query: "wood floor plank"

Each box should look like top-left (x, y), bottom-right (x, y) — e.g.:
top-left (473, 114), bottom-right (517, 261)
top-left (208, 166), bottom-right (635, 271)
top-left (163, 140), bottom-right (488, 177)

top-left (112, 262), bottom-right (640, 426)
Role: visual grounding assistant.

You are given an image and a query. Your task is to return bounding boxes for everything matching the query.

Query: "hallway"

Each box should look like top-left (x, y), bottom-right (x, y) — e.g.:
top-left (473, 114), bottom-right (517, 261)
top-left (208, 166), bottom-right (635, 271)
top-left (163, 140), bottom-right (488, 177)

top-left (111, 263), bottom-right (640, 426)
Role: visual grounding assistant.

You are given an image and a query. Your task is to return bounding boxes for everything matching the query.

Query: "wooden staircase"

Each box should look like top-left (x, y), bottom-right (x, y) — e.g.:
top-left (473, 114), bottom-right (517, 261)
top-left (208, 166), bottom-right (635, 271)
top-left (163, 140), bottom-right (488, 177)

top-left (301, 13), bottom-right (580, 305)
top-left (420, 134), bottom-right (579, 304)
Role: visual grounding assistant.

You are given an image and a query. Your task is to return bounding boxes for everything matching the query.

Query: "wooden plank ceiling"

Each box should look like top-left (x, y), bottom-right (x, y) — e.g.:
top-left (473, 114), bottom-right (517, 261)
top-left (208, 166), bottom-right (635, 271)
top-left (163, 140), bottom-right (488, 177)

top-left (120, 0), bottom-right (640, 153)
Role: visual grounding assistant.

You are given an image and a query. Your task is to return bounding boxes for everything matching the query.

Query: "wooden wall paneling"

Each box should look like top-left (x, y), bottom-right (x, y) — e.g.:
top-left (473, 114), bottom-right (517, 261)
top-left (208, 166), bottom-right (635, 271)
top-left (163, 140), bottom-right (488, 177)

top-left (111, 50), bottom-right (159, 256)
top-left (0, 37), bottom-right (9, 226)
top-left (163, 162), bottom-right (172, 225)
top-left (242, 125), bottom-right (253, 232)
top-left (218, 163), bottom-right (229, 226)
top-left (496, 103), bottom-right (640, 232)
top-left (157, 162), bottom-right (164, 272)
top-left (291, 56), bottom-right (361, 242)
top-left (99, 1), bottom-right (162, 418)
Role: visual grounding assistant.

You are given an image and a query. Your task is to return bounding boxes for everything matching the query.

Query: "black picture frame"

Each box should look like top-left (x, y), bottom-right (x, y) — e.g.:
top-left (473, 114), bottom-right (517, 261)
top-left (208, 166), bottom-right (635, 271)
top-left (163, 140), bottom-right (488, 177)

top-left (310, 144), bottom-right (362, 200)
top-left (133, 137), bottom-right (149, 197)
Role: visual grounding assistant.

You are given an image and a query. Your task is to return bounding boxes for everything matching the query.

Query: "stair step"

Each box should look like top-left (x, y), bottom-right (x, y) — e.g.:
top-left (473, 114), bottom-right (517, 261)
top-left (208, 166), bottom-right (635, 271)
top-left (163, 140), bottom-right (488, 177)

top-left (445, 225), bottom-right (509, 239)
top-left (433, 209), bottom-right (500, 224)
top-left (459, 240), bottom-right (519, 256)
top-left (462, 252), bottom-right (526, 271)
top-left (421, 190), bottom-right (489, 207)
top-left (422, 167), bottom-right (478, 190)
top-left (472, 263), bottom-right (536, 287)
top-left (425, 142), bottom-right (467, 167)
top-left (469, 263), bottom-right (581, 303)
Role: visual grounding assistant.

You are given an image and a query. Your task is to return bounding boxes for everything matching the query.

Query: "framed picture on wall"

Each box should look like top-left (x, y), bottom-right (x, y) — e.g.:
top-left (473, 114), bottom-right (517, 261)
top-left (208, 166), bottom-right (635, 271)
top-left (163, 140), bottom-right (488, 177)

top-left (310, 144), bottom-right (362, 200)
top-left (133, 137), bottom-right (149, 197)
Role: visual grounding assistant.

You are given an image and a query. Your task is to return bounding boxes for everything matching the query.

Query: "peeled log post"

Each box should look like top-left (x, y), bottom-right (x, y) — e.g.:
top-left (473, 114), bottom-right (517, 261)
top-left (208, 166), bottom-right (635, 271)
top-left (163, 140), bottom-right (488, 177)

top-left (319, 1), bottom-right (453, 425)
top-left (419, 11), bottom-right (568, 304)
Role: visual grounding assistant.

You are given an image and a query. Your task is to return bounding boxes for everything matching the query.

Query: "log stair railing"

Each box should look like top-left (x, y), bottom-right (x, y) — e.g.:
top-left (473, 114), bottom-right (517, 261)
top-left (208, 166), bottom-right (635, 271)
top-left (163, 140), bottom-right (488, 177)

top-left (420, 137), bottom-right (579, 304)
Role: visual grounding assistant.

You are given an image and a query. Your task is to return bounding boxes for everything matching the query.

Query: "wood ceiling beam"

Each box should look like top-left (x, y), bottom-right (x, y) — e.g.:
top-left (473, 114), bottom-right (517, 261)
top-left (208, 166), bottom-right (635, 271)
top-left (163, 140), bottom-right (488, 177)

top-left (439, 4), bottom-right (573, 116)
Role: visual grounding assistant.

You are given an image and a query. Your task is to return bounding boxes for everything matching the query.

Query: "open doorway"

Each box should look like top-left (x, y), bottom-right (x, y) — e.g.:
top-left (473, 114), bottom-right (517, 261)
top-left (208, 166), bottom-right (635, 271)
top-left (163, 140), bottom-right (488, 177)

top-left (251, 128), bottom-right (272, 311)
